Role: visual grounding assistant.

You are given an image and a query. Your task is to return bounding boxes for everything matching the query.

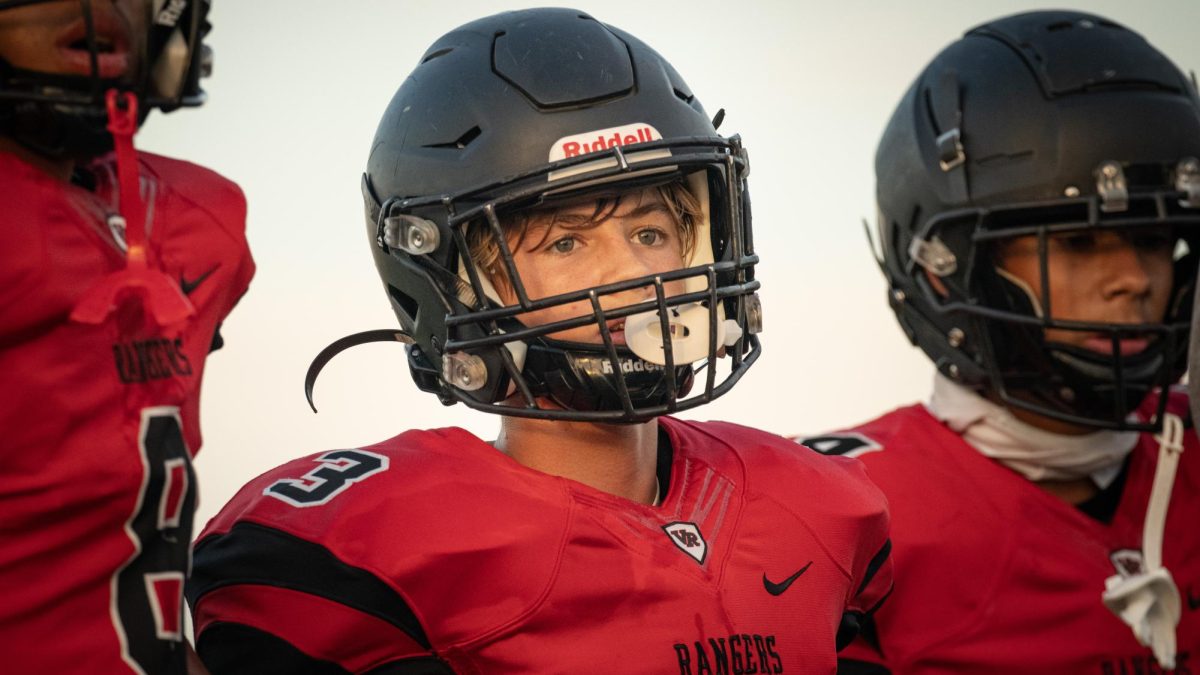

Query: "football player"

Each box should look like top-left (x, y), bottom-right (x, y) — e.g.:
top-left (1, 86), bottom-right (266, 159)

top-left (185, 8), bottom-right (892, 674)
top-left (0, 1), bottom-right (254, 673)
top-left (796, 10), bottom-right (1200, 674)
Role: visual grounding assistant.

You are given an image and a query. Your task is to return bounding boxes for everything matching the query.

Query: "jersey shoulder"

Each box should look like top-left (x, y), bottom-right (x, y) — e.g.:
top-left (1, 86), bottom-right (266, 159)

top-left (673, 419), bottom-right (885, 508)
top-left (801, 407), bottom-right (1025, 645)
top-left (796, 404), bottom-right (985, 495)
top-left (202, 426), bottom-right (568, 547)
top-left (193, 428), bottom-right (570, 646)
top-left (796, 404), bottom-right (1016, 571)
top-left (672, 418), bottom-right (891, 587)
top-left (135, 151), bottom-right (247, 236)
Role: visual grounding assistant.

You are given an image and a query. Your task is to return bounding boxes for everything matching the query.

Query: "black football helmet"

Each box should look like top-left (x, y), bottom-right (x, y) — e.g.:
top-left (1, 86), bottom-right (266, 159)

top-left (876, 10), bottom-right (1200, 431)
top-left (0, 0), bottom-right (212, 156)
top-left (307, 8), bottom-right (760, 423)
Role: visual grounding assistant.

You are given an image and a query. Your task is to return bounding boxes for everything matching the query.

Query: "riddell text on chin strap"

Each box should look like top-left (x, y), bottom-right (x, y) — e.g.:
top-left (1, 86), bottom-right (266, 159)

top-left (70, 89), bottom-right (194, 327)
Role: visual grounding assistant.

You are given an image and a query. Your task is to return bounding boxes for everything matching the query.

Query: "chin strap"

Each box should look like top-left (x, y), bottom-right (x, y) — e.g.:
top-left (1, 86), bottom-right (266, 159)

top-left (1102, 411), bottom-right (1184, 670)
top-left (70, 89), bottom-right (194, 326)
top-left (304, 329), bottom-right (415, 412)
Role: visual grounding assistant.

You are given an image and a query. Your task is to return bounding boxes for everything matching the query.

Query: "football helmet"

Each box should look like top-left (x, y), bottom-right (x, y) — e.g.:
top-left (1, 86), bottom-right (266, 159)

top-left (307, 8), bottom-right (760, 423)
top-left (0, 0), bottom-right (212, 156)
top-left (876, 10), bottom-right (1200, 431)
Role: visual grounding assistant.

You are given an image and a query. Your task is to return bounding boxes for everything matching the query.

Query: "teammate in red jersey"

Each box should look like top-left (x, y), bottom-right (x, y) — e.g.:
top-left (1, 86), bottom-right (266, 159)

top-left (186, 8), bottom-right (891, 674)
top-left (0, 1), bottom-right (254, 673)
top-left (796, 10), bottom-right (1200, 674)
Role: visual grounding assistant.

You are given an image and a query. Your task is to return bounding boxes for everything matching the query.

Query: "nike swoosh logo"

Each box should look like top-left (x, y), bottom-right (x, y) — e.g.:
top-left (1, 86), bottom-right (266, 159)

top-left (180, 265), bottom-right (220, 296)
top-left (763, 561), bottom-right (813, 596)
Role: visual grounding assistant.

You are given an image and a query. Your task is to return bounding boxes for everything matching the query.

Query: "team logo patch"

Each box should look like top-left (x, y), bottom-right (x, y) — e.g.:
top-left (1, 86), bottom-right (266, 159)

top-left (1109, 548), bottom-right (1146, 578)
top-left (549, 123), bottom-right (662, 162)
top-left (663, 521), bottom-right (707, 564)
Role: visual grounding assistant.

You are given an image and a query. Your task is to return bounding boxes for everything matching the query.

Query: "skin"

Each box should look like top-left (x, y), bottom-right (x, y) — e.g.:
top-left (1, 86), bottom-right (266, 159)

top-left (186, 642), bottom-right (211, 675)
top-left (0, 0), bottom-right (143, 180)
top-left (992, 227), bottom-right (1175, 502)
top-left (491, 188), bottom-right (689, 504)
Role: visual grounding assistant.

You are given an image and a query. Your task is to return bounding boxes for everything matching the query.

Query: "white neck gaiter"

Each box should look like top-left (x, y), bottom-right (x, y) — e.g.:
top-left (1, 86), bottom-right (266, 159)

top-left (926, 374), bottom-right (1138, 488)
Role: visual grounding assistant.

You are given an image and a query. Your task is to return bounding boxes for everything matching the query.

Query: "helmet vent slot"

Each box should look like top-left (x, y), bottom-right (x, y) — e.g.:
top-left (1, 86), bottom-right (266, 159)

top-left (388, 286), bottom-right (420, 324)
top-left (424, 126), bottom-right (482, 150)
top-left (422, 47), bottom-right (454, 63)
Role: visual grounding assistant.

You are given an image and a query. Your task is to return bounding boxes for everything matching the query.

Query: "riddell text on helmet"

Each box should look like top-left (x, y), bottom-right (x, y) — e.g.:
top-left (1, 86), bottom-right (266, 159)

top-left (549, 123), bottom-right (662, 161)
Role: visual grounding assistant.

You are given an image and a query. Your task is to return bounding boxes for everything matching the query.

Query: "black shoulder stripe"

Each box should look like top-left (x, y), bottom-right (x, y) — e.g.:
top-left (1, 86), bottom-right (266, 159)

top-left (188, 521), bottom-right (431, 649)
top-left (196, 622), bottom-right (350, 675)
top-left (856, 538), bottom-right (892, 598)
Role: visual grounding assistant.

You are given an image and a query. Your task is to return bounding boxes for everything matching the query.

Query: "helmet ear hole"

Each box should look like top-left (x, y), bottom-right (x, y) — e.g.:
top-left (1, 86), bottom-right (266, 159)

top-left (387, 286), bottom-right (420, 329)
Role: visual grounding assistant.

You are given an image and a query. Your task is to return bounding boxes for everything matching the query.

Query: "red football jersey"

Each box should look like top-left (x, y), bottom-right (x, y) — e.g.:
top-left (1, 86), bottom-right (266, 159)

top-left (188, 418), bottom-right (892, 674)
top-left (0, 151), bottom-right (254, 674)
top-left (799, 393), bottom-right (1200, 674)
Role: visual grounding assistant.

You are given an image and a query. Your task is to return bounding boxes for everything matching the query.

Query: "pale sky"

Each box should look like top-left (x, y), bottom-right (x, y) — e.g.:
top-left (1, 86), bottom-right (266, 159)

top-left (134, 0), bottom-right (1200, 527)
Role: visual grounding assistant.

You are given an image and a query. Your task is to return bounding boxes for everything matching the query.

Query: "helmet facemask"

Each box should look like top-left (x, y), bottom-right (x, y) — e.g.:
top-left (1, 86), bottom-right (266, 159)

top-left (906, 178), bottom-right (1200, 431)
top-left (368, 136), bottom-right (760, 423)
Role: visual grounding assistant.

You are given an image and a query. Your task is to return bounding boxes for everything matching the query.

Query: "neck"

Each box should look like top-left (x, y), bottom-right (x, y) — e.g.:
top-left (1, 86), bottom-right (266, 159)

top-left (1033, 476), bottom-right (1099, 504)
top-left (0, 136), bottom-right (75, 182)
top-left (1003, 399), bottom-right (1095, 436)
top-left (495, 415), bottom-right (660, 504)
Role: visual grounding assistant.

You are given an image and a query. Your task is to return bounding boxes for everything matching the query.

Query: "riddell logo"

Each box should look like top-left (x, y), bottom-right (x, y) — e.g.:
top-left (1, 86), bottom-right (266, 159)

top-left (155, 0), bottom-right (187, 27)
top-left (549, 123), bottom-right (662, 162)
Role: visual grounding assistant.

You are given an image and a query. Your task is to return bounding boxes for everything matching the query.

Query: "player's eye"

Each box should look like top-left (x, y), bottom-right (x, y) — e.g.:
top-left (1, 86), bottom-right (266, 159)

top-left (1056, 232), bottom-right (1097, 253)
top-left (1127, 228), bottom-right (1174, 254)
top-left (550, 236), bottom-right (577, 254)
top-left (635, 228), bottom-right (667, 246)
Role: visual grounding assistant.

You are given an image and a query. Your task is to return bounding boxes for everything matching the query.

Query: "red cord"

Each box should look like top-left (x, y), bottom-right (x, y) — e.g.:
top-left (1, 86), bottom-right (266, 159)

top-left (105, 89), bottom-right (147, 267)
top-left (70, 90), bottom-right (195, 326)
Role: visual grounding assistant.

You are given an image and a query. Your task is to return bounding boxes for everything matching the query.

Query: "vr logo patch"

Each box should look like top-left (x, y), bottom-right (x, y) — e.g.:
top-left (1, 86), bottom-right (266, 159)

top-left (1110, 548), bottom-right (1146, 578)
top-left (664, 521), bottom-right (707, 564)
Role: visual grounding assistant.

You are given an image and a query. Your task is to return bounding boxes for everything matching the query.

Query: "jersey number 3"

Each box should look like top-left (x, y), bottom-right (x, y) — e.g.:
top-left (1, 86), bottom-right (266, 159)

top-left (114, 407), bottom-right (196, 675)
top-left (264, 449), bottom-right (390, 507)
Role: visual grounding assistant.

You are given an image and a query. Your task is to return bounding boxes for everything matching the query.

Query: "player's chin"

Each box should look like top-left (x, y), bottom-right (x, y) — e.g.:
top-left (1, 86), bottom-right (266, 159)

top-left (498, 393), bottom-right (565, 413)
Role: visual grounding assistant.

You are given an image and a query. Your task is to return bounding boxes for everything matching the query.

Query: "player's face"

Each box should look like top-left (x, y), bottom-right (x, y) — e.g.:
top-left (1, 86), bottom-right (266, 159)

top-left (498, 187), bottom-right (689, 345)
top-left (0, 0), bottom-right (144, 81)
top-left (995, 227), bottom-right (1175, 355)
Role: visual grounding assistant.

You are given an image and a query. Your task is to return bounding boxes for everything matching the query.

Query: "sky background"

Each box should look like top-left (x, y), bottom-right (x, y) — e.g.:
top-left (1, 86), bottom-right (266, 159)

top-left (134, 0), bottom-right (1200, 527)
